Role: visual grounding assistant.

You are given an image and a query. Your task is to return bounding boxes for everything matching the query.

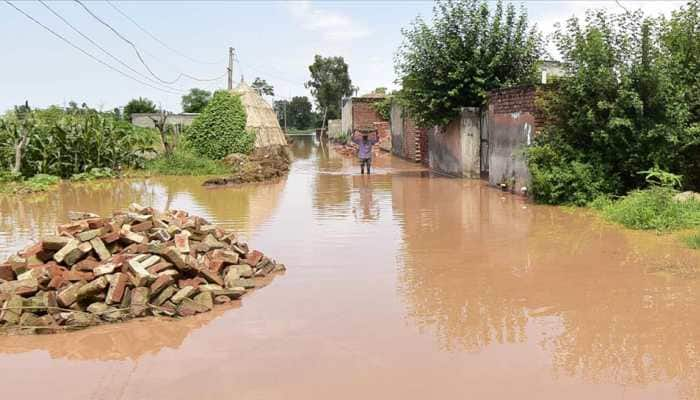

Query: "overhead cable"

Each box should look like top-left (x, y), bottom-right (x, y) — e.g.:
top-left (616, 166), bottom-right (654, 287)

top-left (105, 0), bottom-right (225, 66)
top-left (4, 0), bottom-right (184, 95)
top-left (74, 0), bottom-right (226, 84)
top-left (39, 1), bottom-right (186, 93)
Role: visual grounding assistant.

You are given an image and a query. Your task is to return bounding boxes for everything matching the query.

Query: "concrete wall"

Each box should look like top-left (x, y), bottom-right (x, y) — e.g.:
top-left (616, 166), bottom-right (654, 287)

top-left (131, 113), bottom-right (198, 129)
top-left (327, 119), bottom-right (342, 139)
top-left (486, 86), bottom-right (540, 191)
top-left (341, 98), bottom-right (353, 136)
top-left (390, 102), bottom-right (406, 159)
top-left (427, 107), bottom-right (481, 177)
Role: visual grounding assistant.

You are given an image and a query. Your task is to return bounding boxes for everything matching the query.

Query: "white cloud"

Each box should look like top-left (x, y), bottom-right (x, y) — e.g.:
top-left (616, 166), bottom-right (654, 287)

top-left (286, 1), bottom-right (371, 41)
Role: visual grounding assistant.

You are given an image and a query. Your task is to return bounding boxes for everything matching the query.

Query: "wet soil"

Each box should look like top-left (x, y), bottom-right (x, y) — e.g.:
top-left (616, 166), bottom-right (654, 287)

top-left (1, 136), bottom-right (699, 399)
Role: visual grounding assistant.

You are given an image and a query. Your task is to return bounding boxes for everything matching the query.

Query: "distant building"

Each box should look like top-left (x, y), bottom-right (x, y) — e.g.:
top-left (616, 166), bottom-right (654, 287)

top-left (540, 60), bottom-right (567, 84)
top-left (131, 113), bottom-right (198, 129)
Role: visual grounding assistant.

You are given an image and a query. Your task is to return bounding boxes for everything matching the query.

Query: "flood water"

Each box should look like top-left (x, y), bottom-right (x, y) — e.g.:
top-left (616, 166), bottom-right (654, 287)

top-left (1, 136), bottom-right (699, 399)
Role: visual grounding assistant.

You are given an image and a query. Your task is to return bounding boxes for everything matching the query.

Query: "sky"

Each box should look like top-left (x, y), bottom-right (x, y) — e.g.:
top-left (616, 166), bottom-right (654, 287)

top-left (0, 0), bottom-right (688, 113)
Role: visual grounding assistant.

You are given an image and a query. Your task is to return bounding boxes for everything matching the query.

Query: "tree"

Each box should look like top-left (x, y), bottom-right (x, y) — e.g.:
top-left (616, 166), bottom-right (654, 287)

top-left (288, 96), bottom-right (314, 129)
top-left (395, 0), bottom-right (543, 127)
top-left (305, 55), bottom-right (353, 121)
top-left (527, 5), bottom-right (700, 205)
top-left (181, 88), bottom-right (212, 113)
top-left (186, 91), bottom-right (254, 158)
top-left (273, 99), bottom-right (289, 128)
top-left (123, 97), bottom-right (156, 121)
top-left (251, 77), bottom-right (274, 96)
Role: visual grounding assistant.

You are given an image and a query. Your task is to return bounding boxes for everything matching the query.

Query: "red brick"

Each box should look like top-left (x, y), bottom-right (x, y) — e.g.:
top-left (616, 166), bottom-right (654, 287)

top-left (0, 263), bottom-right (14, 281)
top-left (64, 270), bottom-right (94, 282)
top-left (178, 277), bottom-right (206, 289)
top-left (100, 230), bottom-right (120, 244)
top-left (244, 250), bottom-right (264, 266)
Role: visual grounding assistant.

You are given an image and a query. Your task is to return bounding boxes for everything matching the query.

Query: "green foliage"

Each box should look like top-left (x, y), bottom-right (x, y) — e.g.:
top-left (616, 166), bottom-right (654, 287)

top-left (0, 173), bottom-right (60, 194)
top-left (306, 55), bottom-right (353, 120)
top-left (123, 97), bottom-right (157, 121)
top-left (592, 186), bottom-right (700, 231)
top-left (251, 77), bottom-right (274, 97)
top-left (527, 142), bottom-right (618, 205)
top-left (274, 96), bottom-right (315, 130)
top-left (371, 94), bottom-right (393, 121)
top-left (639, 166), bottom-right (683, 188)
top-left (144, 147), bottom-right (229, 176)
top-left (70, 167), bottom-right (116, 181)
top-left (0, 105), bottom-right (155, 178)
top-left (528, 5), bottom-right (700, 204)
top-left (683, 231), bottom-right (700, 249)
top-left (395, 0), bottom-right (543, 127)
top-left (185, 91), bottom-right (253, 159)
top-left (181, 88), bottom-right (212, 113)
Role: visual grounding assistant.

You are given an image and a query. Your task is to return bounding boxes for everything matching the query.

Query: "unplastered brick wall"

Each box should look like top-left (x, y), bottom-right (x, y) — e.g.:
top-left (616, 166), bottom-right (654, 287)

top-left (352, 98), bottom-right (385, 130)
top-left (488, 85), bottom-right (547, 130)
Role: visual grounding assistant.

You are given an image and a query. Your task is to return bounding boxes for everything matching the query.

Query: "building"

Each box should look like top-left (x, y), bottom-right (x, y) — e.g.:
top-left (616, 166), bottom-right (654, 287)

top-left (131, 113), bottom-right (198, 130)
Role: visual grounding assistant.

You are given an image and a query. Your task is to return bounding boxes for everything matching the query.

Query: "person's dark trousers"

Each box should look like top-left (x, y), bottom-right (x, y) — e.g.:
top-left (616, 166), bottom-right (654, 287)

top-left (360, 158), bottom-right (371, 174)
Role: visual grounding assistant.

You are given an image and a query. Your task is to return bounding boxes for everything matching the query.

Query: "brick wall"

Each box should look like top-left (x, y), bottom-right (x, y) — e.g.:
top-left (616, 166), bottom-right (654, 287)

top-left (352, 98), bottom-right (385, 131)
top-left (488, 85), bottom-right (546, 130)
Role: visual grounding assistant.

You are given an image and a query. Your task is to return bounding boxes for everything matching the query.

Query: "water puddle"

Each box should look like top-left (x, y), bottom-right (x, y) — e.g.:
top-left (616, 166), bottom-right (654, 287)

top-left (0, 136), bottom-right (698, 399)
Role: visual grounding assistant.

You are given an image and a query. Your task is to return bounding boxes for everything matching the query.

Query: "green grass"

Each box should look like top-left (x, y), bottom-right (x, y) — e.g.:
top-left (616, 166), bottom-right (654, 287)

top-left (590, 187), bottom-right (700, 232)
top-left (0, 173), bottom-right (60, 194)
top-left (70, 167), bottom-right (116, 181)
top-left (683, 231), bottom-right (700, 250)
top-left (143, 148), bottom-right (229, 176)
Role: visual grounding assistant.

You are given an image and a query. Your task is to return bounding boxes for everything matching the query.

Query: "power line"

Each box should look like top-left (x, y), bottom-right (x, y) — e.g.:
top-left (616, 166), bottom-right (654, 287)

top-left (105, 0), bottom-right (225, 66)
top-left (38, 0), bottom-right (186, 94)
top-left (4, 0), bottom-right (184, 95)
top-left (73, 0), bottom-right (226, 84)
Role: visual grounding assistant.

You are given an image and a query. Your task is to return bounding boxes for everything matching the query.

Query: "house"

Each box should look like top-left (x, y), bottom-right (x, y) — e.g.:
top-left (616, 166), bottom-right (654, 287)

top-left (339, 94), bottom-right (390, 150)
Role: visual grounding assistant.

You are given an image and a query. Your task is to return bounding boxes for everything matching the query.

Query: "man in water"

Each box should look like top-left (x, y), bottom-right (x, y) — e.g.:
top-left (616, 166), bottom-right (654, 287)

top-left (351, 129), bottom-right (379, 174)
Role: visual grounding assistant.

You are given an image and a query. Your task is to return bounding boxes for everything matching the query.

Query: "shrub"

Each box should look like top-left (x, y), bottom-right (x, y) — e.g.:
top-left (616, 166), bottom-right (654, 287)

top-left (186, 91), bottom-right (253, 159)
top-left (144, 147), bottom-right (229, 176)
top-left (527, 142), bottom-right (618, 205)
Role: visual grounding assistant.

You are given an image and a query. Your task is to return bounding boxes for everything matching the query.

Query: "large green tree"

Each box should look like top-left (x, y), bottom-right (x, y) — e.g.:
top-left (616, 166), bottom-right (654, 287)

top-left (123, 97), bottom-right (156, 121)
top-left (251, 77), bottom-right (274, 96)
top-left (305, 55), bottom-right (353, 121)
top-left (395, 0), bottom-right (543, 126)
top-left (527, 4), bottom-right (700, 205)
top-left (181, 88), bottom-right (212, 113)
top-left (273, 96), bottom-right (315, 130)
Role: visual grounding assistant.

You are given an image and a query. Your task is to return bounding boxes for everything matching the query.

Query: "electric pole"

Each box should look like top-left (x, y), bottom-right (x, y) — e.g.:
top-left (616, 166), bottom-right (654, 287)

top-left (227, 47), bottom-right (235, 90)
top-left (283, 99), bottom-right (287, 133)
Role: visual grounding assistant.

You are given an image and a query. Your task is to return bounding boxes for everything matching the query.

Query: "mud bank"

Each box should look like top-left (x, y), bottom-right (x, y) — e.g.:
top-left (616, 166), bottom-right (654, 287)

top-left (204, 145), bottom-right (291, 186)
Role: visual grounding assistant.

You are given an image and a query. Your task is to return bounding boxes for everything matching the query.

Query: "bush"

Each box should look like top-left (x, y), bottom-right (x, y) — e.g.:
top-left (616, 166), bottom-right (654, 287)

top-left (0, 173), bottom-right (60, 194)
top-left (144, 147), bottom-right (229, 176)
top-left (592, 187), bottom-right (700, 231)
top-left (186, 91), bottom-right (254, 159)
top-left (527, 142), bottom-right (618, 205)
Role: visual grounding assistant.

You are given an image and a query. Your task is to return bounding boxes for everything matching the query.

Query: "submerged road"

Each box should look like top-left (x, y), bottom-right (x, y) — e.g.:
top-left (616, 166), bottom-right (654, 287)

top-left (1, 136), bottom-right (699, 399)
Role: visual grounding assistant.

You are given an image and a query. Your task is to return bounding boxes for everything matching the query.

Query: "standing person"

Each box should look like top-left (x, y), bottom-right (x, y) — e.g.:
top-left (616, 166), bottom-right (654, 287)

top-left (351, 129), bottom-right (379, 174)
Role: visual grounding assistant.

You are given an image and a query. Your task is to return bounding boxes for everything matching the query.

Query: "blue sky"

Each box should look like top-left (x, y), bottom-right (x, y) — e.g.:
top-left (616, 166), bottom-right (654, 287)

top-left (0, 1), bottom-right (686, 113)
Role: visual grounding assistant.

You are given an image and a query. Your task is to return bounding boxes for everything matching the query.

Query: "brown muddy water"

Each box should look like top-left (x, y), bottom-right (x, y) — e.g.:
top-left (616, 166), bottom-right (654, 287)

top-left (1, 136), bottom-right (699, 400)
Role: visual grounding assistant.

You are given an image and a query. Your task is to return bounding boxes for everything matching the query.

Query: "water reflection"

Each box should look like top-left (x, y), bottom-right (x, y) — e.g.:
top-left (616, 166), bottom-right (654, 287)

top-left (391, 174), bottom-right (700, 398)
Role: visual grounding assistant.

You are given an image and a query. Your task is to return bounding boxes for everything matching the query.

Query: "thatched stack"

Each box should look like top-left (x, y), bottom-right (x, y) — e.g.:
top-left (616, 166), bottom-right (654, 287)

top-left (231, 81), bottom-right (288, 148)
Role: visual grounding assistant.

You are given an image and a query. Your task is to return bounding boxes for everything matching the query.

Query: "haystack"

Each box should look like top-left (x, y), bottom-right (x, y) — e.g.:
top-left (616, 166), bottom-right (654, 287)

top-left (230, 81), bottom-right (287, 148)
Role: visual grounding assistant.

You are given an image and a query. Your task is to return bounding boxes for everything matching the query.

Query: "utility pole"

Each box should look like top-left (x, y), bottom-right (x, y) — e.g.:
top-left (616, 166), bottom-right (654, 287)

top-left (283, 99), bottom-right (287, 133)
top-left (227, 47), bottom-right (235, 90)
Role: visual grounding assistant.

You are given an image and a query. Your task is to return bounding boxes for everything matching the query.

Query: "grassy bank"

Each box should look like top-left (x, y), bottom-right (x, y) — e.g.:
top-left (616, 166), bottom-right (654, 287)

top-left (141, 148), bottom-right (229, 176)
top-left (0, 173), bottom-right (60, 194)
top-left (590, 187), bottom-right (700, 249)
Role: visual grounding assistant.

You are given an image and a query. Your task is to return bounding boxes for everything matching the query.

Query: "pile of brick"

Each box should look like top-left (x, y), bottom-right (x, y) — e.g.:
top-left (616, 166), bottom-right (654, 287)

top-left (0, 205), bottom-right (285, 334)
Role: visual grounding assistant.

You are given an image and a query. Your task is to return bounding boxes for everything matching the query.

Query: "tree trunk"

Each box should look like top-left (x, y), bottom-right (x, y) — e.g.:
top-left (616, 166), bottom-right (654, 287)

top-left (12, 127), bottom-right (29, 174)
